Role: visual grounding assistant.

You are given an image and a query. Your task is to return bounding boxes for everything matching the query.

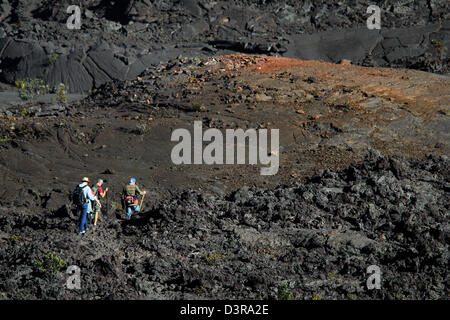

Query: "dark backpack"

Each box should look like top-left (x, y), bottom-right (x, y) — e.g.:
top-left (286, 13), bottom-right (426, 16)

top-left (92, 185), bottom-right (101, 198)
top-left (72, 185), bottom-right (87, 206)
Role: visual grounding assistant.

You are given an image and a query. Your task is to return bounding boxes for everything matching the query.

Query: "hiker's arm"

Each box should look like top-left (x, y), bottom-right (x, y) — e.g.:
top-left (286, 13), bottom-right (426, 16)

top-left (100, 188), bottom-right (108, 198)
top-left (136, 185), bottom-right (146, 195)
top-left (86, 188), bottom-right (98, 202)
top-left (86, 188), bottom-right (101, 207)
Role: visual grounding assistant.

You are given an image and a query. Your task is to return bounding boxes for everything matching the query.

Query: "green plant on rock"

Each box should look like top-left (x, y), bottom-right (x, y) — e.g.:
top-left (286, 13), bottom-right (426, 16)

top-left (8, 234), bottom-right (22, 241)
top-left (15, 80), bottom-right (25, 89)
top-left (16, 79), bottom-right (33, 101)
top-left (386, 291), bottom-right (406, 300)
top-left (48, 53), bottom-right (59, 65)
top-left (21, 107), bottom-right (31, 117)
top-left (56, 83), bottom-right (67, 103)
top-left (193, 285), bottom-right (204, 295)
top-left (203, 252), bottom-right (226, 264)
top-left (431, 39), bottom-right (443, 49)
top-left (33, 252), bottom-right (66, 276)
top-left (0, 137), bottom-right (11, 144)
top-left (312, 292), bottom-right (322, 300)
top-left (11, 21), bottom-right (25, 29)
top-left (15, 78), bottom-right (51, 101)
top-left (278, 281), bottom-right (295, 300)
top-left (15, 79), bottom-right (68, 104)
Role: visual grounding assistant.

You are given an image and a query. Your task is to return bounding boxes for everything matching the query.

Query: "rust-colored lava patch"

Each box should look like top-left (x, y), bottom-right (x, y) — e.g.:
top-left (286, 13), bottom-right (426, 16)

top-left (0, 54), bottom-right (449, 199)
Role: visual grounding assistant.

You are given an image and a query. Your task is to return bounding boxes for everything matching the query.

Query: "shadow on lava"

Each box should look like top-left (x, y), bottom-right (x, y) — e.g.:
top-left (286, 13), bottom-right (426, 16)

top-left (119, 208), bottom-right (167, 228)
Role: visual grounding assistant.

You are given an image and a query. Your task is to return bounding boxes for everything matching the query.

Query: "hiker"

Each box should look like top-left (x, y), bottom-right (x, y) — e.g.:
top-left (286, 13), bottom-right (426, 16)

top-left (72, 177), bottom-right (100, 234)
top-left (91, 179), bottom-right (109, 226)
top-left (123, 178), bottom-right (146, 219)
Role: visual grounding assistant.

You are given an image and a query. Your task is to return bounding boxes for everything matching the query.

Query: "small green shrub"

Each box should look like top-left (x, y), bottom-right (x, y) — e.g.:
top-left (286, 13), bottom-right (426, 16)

top-left (48, 53), bottom-right (59, 65)
top-left (21, 107), bottom-right (32, 117)
top-left (203, 252), bottom-right (226, 264)
top-left (278, 281), bottom-right (295, 300)
top-left (8, 234), bottom-right (22, 241)
top-left (0, 137), bottom-right (11, 144)
top-left (15, 78), bottom-right (51, 101)
top-left (33, 252), bottom-right (66, 276)
top-left (57, 83), bottom-right (67, 103)
top-left (193, 285), bottom-right (204, 295)
top-left (431, 39), bottom-right (443, 49)
top-left (15, 80), bottom-right (25, 89)
top-left (15, 79), bottom-right (67, 103)
top-left (312, 292), bottom-right (321, 300)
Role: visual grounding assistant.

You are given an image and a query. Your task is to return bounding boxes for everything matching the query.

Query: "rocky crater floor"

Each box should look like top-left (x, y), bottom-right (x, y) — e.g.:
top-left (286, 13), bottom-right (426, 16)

top-left (0, 54), bottom-right (448, 300)
top-left (0, 0), bottom-right (448, 301)
top-left (0, 150), bottom-right (448, 300)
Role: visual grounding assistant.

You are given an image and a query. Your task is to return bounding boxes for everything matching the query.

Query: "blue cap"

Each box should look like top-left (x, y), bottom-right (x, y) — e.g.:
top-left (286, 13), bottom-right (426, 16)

top-left (130, 178), bottom-right (136, 183)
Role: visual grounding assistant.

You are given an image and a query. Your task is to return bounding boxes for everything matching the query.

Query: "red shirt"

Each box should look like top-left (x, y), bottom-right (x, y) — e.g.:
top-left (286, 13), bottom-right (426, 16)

top-left (94, 183), bottom-right (103, 196)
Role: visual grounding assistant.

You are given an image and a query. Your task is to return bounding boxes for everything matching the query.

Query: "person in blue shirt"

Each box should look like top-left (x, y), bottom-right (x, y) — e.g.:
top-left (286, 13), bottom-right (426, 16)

top-left (73, 177), bottom-right (100, 234)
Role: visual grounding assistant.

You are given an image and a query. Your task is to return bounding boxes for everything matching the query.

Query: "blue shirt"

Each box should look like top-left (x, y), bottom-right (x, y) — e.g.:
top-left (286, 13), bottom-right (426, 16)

top-left (76, 183), bottom-right (96, 203)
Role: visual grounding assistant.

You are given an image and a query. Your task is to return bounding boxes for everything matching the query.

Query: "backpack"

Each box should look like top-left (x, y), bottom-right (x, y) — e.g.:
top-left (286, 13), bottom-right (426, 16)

top-left (123, 184), bottom-right (138, 206)
top-left (91, 185), bottom-right (99, 198)
top-left (124, 195), bottom-right (138, 206)
top-left (72, 185), bottom-right (88, 206)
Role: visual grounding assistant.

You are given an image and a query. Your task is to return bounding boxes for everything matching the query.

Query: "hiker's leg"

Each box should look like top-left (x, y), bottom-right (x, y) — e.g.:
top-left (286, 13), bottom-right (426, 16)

top-left (88, 201), bottom-right (94, 224)
top-left (78, 208), bottom-right (83, 233)
top-left (80, 204), bottom-right (88, 233)
top-left (85, 207), bottom-right (89, 230)
top-left (126, 206), bottom-right (132, 217)
top-left (94, 201), bottom-right (100, 225)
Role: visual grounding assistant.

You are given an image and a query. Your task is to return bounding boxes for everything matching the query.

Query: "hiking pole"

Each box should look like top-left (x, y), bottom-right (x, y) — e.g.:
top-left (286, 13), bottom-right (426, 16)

top-left (139, 192), bottom-right (146, 212)
top-left (106, 187), bottom-right (110, 216)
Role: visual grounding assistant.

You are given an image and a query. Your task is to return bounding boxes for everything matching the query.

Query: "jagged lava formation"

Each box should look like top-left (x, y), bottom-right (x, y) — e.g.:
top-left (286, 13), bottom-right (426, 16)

top-left (0, 54), bottom-right (448, 299)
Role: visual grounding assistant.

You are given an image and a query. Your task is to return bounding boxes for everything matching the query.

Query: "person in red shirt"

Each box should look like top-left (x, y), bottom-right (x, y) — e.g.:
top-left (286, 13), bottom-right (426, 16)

top-left (91, 179), bottom-right (109, 226)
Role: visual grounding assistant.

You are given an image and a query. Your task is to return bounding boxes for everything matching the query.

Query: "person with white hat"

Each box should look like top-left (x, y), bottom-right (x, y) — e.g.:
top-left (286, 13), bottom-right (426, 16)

top-left (72, 177), bottom-right (100, 234)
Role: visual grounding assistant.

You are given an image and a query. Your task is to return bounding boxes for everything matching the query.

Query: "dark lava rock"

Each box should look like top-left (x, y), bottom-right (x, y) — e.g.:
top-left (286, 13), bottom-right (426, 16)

top-left (0, 152), bottom-right (448, 299)
top-left (0, 0), bottom-right (449, 93)
top-left (103, 168), bottom-right (115, 174)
